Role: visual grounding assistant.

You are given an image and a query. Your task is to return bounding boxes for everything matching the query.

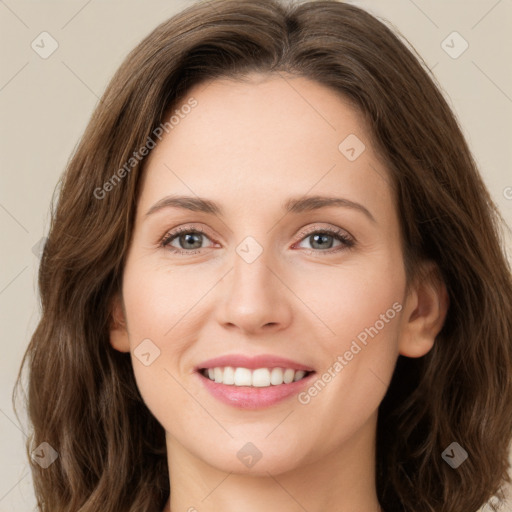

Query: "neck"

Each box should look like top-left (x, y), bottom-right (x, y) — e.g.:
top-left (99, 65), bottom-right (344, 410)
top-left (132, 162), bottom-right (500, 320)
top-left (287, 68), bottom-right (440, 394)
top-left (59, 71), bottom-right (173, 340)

top-left (162, 414), bottom-right (382, 512)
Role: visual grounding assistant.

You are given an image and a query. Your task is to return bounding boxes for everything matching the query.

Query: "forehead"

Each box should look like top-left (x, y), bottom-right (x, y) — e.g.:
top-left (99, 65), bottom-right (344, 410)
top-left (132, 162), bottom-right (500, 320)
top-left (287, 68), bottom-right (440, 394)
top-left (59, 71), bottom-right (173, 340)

top-left (139, 74), bottom-right (392, 217)
top-left (161, 73), bottom-right (371, 159)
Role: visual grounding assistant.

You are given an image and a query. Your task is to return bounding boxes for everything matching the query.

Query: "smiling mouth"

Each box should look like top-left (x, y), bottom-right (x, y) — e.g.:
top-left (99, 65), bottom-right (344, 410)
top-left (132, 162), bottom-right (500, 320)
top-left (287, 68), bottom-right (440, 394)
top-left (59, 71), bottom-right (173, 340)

top-left (199, 366), bottom-right (314, 387)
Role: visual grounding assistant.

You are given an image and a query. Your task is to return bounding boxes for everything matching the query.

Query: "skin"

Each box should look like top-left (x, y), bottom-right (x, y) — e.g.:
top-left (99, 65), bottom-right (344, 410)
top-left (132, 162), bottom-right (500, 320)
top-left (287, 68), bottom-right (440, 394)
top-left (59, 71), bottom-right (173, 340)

top-left (110, 73), bottom-right (448, 512)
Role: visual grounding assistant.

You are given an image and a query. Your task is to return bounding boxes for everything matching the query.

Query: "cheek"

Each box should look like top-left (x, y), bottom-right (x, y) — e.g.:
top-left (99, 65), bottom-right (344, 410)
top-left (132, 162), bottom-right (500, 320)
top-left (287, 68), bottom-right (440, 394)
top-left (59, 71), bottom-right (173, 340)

top-left (118, 262), bottom-right (190, 421)
top-left (290, 258), bottom-right (404, 433)
top-left (291, 251), bottom-right (405, 353)
top-left (121, 258), bottom-right (208, 345)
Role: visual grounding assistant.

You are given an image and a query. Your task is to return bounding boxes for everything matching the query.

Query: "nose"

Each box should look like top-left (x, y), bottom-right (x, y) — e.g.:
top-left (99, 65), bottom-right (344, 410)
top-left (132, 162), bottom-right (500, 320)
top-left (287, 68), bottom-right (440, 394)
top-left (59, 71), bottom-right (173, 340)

top-left (215, 247), bottom-right (293, 335)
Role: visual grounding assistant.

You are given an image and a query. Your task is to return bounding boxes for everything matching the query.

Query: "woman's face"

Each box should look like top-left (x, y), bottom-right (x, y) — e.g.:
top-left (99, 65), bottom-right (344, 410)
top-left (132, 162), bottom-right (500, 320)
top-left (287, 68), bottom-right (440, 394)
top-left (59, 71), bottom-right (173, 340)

top-left (110, 74), bottom-right (430, 475)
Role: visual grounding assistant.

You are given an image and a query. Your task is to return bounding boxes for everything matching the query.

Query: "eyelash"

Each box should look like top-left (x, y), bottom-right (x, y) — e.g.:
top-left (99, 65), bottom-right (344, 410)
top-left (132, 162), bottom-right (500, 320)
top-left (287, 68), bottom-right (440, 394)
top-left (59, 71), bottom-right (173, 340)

top-left (159, 224), bottom-right (355, 257)
top-left (295, 226), bottom-right (355, 255)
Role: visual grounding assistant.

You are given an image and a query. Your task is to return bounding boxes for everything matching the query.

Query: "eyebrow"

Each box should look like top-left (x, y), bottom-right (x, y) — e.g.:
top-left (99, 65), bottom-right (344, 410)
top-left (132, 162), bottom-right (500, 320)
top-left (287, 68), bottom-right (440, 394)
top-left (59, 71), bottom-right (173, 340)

top-left (145, 194), bottom-right (376, 223)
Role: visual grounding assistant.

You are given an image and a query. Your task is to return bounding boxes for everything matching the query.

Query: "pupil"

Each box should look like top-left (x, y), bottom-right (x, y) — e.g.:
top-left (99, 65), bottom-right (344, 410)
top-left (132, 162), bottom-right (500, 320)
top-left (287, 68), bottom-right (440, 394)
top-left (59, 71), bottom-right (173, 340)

top-left (311, 233), bottom-right (332, 249)
top-left (181, 233), bottom-right (201, 249)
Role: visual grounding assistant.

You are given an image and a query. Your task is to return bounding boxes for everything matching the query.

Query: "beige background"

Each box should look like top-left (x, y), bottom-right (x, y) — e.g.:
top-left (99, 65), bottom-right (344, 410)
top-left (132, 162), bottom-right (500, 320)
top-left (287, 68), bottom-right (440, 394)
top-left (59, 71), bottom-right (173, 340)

top-left (1, 0), bottom-right (511, 510)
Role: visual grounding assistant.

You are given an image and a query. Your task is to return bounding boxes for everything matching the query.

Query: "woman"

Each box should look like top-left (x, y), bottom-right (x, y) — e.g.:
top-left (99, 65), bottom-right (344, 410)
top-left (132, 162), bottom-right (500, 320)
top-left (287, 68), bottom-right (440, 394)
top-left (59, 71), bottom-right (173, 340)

top-left (15, 1), bottom-right (512, 511)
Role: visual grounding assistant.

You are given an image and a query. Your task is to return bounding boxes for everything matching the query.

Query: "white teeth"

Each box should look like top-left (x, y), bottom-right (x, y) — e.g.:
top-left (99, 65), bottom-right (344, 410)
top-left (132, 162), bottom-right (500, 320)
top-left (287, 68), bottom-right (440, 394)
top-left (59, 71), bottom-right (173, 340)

top-left (293, 370), bottom-right (306, 382)
top-left (202, 366), bottom-right (310, 387)
top-left (283, 368), bottom-right (295, 384)
top-left (252, 368), bottom-right (270, 387)
top-left (234, 367), bottom-right (252, 386)
top-left (223, 366), bottom-right (235, 385)
top-left (270, 367), bottom-right (284, 385)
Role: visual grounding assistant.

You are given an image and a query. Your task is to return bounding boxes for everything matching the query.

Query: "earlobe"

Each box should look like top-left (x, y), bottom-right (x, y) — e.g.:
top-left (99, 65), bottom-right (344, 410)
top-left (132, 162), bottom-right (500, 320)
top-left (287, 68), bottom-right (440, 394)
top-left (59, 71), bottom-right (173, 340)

top-left (109, 294), bottom-right (131, 353)
top-left (398, 262), bottom-right (449, 358)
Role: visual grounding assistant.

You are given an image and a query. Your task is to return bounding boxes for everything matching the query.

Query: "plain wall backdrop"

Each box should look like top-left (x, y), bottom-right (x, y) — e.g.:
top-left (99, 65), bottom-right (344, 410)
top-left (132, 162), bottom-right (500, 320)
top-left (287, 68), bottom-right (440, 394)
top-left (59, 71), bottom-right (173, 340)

top-left (1, 0), bottom-right (511, 510)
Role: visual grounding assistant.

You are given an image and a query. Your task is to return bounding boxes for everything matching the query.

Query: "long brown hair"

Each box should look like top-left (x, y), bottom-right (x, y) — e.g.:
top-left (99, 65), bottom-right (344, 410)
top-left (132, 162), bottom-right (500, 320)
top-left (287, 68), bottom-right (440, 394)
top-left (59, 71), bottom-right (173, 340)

top-left (14, 1), bottom-right (512, 511)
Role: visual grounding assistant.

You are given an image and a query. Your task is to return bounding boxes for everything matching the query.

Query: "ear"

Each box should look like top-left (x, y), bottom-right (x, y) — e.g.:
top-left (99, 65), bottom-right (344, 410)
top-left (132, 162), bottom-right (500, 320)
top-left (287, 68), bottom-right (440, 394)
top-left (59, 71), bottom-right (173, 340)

top-left (109, 293), bottom-right (131, 353)
top-left (398, 261), bottom-right (449, 358)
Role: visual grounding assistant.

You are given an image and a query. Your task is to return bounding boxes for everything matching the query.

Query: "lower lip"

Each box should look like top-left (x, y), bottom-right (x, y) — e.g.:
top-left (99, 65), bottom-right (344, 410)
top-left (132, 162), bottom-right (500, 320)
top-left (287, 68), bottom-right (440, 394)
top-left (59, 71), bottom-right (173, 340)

top-left (197, 371), bottom-right (315, 409)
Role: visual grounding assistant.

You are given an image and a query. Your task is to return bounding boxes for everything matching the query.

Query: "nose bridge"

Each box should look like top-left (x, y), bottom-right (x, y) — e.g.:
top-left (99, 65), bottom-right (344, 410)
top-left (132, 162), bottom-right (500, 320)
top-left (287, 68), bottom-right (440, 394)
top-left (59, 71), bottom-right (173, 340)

top-left (216, 233), bottom-right (292, 332)
top-left (231, 235), bottom-right (276, 302)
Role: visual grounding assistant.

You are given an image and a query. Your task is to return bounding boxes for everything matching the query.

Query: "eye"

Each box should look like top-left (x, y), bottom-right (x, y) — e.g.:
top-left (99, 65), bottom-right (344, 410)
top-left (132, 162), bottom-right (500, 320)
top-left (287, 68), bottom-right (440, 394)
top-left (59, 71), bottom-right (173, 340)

top-left (160, 226), bottom-right (216, 254)
top-left (159, 224), bottom-right (355, 256)
top-left (294, 226), bottom-right (355, 254)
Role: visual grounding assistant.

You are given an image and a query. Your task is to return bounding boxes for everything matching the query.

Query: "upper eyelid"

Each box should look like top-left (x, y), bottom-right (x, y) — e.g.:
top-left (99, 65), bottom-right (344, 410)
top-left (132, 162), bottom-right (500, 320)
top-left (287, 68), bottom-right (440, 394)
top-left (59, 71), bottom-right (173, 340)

top-left (161, 222), bottom-right (349, 237)
top-left (296, 224), bottom-right (351, 238)
top-left (161, 222), bottom-right (206, 237)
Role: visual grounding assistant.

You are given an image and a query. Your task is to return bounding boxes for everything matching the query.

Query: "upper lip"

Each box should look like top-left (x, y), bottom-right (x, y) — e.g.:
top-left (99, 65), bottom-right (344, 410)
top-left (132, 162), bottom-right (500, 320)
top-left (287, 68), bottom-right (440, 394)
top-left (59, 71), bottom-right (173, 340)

top-left (196, 354), bottom-right (314, 372)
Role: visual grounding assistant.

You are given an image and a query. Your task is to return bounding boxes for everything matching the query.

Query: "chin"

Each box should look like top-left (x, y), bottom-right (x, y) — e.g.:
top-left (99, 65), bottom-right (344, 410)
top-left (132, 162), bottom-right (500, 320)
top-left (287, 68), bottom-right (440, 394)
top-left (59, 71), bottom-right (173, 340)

top-left (193, 439), bottom-right (307, 476)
